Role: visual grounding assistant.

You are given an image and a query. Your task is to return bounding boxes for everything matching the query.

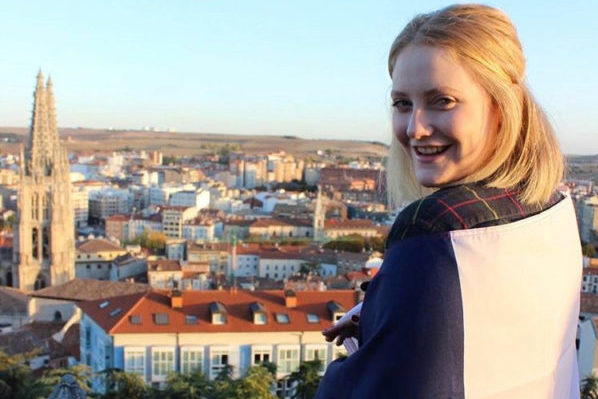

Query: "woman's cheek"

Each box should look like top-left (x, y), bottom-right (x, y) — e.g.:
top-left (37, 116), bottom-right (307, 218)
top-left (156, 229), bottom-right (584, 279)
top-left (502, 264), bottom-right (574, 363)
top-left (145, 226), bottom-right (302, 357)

top-left (393, 118), bottom-right (409, 148)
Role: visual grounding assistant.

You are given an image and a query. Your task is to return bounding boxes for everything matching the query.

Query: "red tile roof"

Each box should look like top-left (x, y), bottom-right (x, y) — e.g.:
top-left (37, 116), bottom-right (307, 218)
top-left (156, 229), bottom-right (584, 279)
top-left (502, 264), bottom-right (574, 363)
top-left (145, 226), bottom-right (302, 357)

top-left (106, 214), bottom-right (130, 222)
top-left (77, 239), bottom-right (124, 253)
top-left (324, 219), bottom-right (376, 229)
top-left (78, 289), bottom-right (358, 334)
top-left (148, 259), bottom-right (182, 272)
top-left (29, 279), bottom-right (149, 301)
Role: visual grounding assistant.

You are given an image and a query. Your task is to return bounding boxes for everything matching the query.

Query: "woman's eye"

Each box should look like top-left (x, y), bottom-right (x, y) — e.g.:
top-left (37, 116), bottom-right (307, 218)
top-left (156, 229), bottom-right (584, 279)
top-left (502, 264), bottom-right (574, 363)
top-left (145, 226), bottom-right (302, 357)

top-left (434, 97), bottom-right (456, 108)
top-left (392, 99), bottom-right (411, 111)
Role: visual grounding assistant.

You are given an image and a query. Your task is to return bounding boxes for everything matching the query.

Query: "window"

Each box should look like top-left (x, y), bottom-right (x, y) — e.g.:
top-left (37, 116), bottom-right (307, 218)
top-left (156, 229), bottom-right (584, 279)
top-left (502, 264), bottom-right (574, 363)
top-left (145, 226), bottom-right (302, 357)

top-left (212, 313), bottom-right (225, 325)
top-left (254, 313), bottom-right (266, 325)
top-left (278, 347), bottom-right (299, 373)
top-left (181, 348), bottom-right (203, 374)
top-left (185, 315), bottom-right (198, 325)
top-left (129, 315), bottom-right (141, 324)
top-left (253, 348), bottom-right (271, 365)
top-left (125, 348), bottom-right (145, 377)
top-left (154, 313), bottom-right (169, 325)
top-left (210, 350), bottom-right (229, 378)
top-left (305, 346), bottom-right (327, 371)
top-left (152, 348), bottom-right (174, 381)
top-left (275, 313), bottom-right (290, 324)
top-left (307, 314), bottom-right (319, 323)
top-left (332, 346), bottom-right (347, 360)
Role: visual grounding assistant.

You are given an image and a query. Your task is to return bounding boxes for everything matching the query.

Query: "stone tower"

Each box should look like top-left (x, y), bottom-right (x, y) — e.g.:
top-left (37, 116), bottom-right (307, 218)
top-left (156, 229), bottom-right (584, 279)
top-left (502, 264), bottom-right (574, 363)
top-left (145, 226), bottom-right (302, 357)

top-left (313, 186), bottom-right (325, 242)
top-left (12, 72), bottom-right (75, 290)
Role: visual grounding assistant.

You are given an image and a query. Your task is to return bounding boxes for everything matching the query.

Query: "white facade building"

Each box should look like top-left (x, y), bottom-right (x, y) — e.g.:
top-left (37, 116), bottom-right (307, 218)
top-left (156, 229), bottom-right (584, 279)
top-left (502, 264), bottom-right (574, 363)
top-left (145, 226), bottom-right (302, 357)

top-left (78, 290), bottom-right (354, 395)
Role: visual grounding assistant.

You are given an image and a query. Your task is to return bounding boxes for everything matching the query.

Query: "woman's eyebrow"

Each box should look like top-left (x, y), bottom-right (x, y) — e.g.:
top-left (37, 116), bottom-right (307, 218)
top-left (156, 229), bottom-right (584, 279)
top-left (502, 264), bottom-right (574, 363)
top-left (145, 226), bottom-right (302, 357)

top-left (391, 86), bottom-right (463, 98)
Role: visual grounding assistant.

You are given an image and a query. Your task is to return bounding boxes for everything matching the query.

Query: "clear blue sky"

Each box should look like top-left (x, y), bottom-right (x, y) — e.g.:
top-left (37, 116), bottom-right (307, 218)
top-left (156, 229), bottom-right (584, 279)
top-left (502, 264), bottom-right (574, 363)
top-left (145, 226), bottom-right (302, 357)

top-left (1, 0), bottom-right (596, 154)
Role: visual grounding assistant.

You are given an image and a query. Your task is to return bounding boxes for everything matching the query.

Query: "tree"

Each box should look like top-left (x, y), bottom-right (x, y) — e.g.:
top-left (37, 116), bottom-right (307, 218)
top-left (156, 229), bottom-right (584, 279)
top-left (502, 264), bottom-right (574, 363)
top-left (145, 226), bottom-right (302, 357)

top-left (101, 370), bottom-right (148, 399)
top-left (39, 364), bottom-right (93, 394)
top-left (323, 234), bottom-right (366, 253)
top-left (288, 360), bottom-right (323, 399)
top-left (583, 243), bottom-right (596, 258)
top-left (146, 231), bottom-right (167, 254)
top-left (0, 349), bottom-right (50, 399)
top-left (582, 373), bottom-right (598, 399)
top-left (299, 261), bottom-right (321, 276)
top-left (234, 365), bottom-right (277, 399)
top-left (159, 370), bottom-right (210, 399)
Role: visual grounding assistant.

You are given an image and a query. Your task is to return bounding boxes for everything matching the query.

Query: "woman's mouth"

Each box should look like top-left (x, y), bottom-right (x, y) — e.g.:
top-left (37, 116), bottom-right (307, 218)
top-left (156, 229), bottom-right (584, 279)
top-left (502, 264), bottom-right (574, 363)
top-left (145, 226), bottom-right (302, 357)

top-left (413, 145), bottom-right (451, 156)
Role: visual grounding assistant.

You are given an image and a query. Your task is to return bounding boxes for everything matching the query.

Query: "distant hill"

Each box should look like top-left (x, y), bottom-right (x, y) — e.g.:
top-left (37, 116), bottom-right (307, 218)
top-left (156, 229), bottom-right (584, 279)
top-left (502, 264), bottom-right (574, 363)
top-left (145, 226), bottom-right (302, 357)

top-left (0, 127), bottom-right (389, 158)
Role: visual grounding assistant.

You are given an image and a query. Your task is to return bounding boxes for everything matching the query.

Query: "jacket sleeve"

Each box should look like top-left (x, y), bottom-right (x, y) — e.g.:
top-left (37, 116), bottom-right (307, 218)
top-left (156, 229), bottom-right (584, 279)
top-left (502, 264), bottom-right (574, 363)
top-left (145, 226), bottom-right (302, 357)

top-left (314, 233), bottom-right (466, 399)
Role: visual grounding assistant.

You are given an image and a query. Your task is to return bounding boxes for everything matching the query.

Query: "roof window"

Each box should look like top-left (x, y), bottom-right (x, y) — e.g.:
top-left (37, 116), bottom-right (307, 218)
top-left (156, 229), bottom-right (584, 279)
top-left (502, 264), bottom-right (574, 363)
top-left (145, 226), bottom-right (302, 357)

top-left (129, 315), bottom-right (141, 324)
top-left (307, 314), bottom-right (320, 323)
top-left (154, 313), bottom-right (170, 325)
top-left (275, 313), bottom-right (290, 324)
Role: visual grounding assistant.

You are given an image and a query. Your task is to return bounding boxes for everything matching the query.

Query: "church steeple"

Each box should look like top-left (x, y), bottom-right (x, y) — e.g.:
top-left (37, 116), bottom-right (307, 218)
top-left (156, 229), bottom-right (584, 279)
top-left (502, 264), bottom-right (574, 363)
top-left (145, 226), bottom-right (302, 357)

top-left (27, 70), bottom-right (60, 177)
top-left (12, 73), bottom-right (75, 291)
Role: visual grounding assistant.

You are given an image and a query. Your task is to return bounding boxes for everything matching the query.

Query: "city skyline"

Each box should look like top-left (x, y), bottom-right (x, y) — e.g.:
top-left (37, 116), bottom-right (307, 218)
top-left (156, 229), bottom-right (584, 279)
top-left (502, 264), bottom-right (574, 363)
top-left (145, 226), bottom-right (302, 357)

top-left (1, 0), bottom-right (596, 154)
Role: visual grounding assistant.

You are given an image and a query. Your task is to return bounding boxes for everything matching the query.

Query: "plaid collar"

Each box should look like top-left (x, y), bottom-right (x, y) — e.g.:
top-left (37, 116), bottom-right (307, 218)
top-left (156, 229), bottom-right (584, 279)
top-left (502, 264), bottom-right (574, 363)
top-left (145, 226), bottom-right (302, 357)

top-left (385, 182), bottom-right (564, 248)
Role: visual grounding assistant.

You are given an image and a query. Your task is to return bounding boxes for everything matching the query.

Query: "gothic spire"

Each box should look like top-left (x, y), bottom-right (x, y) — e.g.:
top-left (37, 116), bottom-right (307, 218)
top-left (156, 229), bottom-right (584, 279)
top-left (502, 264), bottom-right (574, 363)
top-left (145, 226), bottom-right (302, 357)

top-left (45, 76), bottom-right (60, 151)
top-left (27, 71), bottom-right (60, 176)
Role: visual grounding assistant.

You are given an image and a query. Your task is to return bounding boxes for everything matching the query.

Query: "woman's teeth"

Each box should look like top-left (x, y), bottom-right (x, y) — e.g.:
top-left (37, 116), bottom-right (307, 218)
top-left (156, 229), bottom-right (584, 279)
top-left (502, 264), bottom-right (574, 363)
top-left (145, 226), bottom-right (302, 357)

top-left (415, 145), bottom-right (449, 155)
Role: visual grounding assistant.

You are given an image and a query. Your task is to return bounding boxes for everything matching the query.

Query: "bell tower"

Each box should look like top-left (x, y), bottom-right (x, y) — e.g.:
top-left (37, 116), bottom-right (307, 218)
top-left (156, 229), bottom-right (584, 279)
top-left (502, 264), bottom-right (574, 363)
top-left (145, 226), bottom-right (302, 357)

top-left (12, 72), bottom-right (75, 290)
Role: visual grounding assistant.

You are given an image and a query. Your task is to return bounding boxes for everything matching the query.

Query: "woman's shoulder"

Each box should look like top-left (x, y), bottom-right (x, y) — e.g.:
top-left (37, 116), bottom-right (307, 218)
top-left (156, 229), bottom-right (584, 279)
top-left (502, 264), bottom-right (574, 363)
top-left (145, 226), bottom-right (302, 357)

top-left (385, 182), bottom-right (564, 248)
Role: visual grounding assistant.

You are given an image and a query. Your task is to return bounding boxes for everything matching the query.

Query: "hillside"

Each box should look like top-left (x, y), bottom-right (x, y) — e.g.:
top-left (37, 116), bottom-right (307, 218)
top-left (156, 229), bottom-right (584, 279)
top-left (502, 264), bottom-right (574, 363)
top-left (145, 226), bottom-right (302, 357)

top-left (0, 127), bottom-right (389, 159)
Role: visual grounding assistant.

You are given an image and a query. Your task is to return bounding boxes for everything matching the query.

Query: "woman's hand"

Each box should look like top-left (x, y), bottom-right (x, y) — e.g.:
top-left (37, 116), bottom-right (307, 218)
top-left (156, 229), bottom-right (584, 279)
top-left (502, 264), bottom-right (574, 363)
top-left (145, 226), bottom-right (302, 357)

top-left (322, 315), bottom-right (360, 346)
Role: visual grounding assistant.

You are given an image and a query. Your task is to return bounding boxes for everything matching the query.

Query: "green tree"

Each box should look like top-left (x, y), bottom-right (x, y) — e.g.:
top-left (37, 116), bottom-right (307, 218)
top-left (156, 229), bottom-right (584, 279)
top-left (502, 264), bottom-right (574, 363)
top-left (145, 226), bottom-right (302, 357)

top-left (583, 243), bottom-right (596, 258)
top-left (323, 234), bottom-right (366, 253)
top-left (234, 365), bottom-right (277, 399)
top-left (207, 364), bottom-right (236, 399)
top-left (582, 373), bottom-right (598, 399)
top-left (101, 370), bottom-right (148, 399)
top-left (160, 370), bottom-right (209, 399)
top-left (0, 349), bottom-right (50, 399)
top-left (288, 360), bottom-right (323, 399)
top-left (299, 261), bottom-right (321, 276)
top-left (162, 155), bottom-right (178, 166)
top-left (39, 364), bottom-right (93, 394)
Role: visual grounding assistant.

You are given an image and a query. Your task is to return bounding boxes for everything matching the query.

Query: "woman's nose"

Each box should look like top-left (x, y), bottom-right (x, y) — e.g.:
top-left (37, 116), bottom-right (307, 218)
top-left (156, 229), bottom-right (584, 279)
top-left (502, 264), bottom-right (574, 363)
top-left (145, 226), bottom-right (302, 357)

top-left (406, 108), bottom-right (432, 140)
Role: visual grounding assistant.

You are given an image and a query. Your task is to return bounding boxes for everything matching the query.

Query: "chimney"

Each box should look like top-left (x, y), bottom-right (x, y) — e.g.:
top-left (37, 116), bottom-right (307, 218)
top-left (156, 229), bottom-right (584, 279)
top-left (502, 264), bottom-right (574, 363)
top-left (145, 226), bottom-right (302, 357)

top-left (284, 289), bottom-right (297, 308)
top-left (171, 289), bottom-right (183, 309)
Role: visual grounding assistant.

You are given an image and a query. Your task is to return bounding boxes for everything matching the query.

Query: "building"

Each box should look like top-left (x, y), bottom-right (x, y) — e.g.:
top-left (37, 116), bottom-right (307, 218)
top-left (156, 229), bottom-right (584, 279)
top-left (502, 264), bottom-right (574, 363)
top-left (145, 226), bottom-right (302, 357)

top-left (162, 206), bottom-right (197, 238)
top-left (188, 242), bottom-right (230, 275)
top-left (72, 187), bottom-right (89, 228)
top-left (249, 218), bottom-right (313, 240)
top-left (75, 239), bottom-right (127, 280)
top-left (147, 259), bottom-right (183, 289)
top-left (109, 253), bottom-right (147, 282)
top-left (88, 189), bottom-right (131, 221)
top-left (12, 73), bottom-right (75, 290)
top-left (169, 189), bottom-right (210, 210)
top-left (78, 289), bottom-right (355, 394)
top-left (323, 219), bottom-right (382, 239)
top-left (580, 196), bottom-right (598, 245)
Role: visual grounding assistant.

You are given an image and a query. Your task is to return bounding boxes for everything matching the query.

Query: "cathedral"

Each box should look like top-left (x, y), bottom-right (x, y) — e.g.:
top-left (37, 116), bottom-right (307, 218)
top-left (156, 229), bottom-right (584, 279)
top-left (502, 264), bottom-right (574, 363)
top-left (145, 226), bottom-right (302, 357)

top-left (11, 72), bottom-right (75, 290)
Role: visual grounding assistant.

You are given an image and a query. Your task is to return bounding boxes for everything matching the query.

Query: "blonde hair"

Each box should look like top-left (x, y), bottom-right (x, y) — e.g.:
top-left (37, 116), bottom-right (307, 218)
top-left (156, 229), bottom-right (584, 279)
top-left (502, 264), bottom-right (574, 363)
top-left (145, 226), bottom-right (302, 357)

top-left (386, 4), bottom-right (564, 207)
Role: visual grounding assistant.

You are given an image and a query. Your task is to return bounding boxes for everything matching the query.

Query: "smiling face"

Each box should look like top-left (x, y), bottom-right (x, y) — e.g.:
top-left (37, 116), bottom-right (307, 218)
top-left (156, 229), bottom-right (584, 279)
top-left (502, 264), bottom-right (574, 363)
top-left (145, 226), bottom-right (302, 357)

top-left (391, 45), bottom-right (500, 187)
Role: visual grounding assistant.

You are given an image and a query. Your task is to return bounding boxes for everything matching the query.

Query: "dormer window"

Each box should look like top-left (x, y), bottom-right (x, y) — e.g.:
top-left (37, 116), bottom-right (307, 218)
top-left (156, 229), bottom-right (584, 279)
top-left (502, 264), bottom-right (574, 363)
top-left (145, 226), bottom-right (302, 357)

top-left (250, 302), bottom-right (267, 325)
top-left (275, 313), bottom-right (290, 324)
top-left (154, 313), bottom-right (169, 325)
top-left (209, 302), bottom-right (227, 325)
top-left (307, 313), bottom-right (320, 323)
top-left (129, 315), bottom-right (141, 324)
top-left (327, 301), bottom-right (346, 322)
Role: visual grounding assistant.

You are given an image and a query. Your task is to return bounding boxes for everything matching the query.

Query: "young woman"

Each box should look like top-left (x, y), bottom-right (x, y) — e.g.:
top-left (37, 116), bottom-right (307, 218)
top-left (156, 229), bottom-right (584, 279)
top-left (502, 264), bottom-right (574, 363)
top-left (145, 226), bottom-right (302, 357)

top-left (315, 4), bottom-right (581, 398)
